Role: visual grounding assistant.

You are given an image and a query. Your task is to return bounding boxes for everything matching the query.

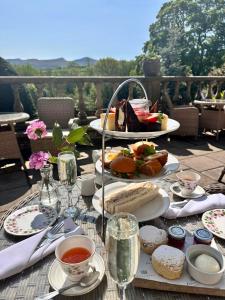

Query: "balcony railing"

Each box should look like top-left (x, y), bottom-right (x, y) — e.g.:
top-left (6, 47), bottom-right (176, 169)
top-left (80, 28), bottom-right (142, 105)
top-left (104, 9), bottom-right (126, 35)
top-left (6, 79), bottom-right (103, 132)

top-left (0, 75), bottom-right (225, 124)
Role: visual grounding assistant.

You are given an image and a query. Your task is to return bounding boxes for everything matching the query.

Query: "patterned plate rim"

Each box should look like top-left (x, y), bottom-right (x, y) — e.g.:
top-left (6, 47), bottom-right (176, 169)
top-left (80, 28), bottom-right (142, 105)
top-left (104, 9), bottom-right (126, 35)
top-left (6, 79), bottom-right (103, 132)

top-left (202, 209), bottom-right (225, 240)
top-left (3, 204), bottom-right (57, 236)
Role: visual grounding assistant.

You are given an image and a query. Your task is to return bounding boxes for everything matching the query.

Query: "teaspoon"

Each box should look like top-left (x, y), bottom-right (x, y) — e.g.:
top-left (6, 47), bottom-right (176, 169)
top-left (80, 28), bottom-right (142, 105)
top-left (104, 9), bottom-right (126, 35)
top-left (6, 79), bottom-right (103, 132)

top-left (35, 270), bottom-right (100, 300)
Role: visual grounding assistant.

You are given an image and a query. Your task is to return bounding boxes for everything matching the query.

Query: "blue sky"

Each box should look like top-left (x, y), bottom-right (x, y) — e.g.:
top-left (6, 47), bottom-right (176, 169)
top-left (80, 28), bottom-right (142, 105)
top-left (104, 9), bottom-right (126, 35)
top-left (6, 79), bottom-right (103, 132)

top-left (0, 0), bottom-right (167, 60)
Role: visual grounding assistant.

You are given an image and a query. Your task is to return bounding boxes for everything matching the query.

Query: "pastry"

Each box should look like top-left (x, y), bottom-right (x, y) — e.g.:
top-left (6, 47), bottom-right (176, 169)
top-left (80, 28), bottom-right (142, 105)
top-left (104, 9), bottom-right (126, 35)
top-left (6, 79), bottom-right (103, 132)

top-left (144, 150), bottom-right (168, 166)
top-left (102, 182), bottom-right (159, 214)
top-left (152, 245), bottom-right (185, 280)
top-left (139, 159), bottom-right (162, 176)
top-left (110, 156), bottom-right (136, 178)
top-left (101, 151), bottom-right (121, 168)
top-left (114, 100), bottom-right (162, 132)
top-left (100, 113), bottom-right (116, 131)
top-left (140, 225), bottom-right (168, 254)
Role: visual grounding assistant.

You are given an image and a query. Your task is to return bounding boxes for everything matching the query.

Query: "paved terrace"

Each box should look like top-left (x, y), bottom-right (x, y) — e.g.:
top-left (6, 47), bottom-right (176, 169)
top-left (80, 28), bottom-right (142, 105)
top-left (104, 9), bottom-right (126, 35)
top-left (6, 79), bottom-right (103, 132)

top-left (0, 133), bottom-right (224, 217)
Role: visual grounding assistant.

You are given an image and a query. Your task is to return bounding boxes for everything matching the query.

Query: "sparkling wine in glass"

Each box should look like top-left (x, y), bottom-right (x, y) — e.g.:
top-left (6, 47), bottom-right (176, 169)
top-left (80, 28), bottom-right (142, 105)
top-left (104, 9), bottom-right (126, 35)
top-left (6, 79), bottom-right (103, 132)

top-left (58, 151), bottom-right (79, 218)
top-left (106, 213), bottom-right (140, 300)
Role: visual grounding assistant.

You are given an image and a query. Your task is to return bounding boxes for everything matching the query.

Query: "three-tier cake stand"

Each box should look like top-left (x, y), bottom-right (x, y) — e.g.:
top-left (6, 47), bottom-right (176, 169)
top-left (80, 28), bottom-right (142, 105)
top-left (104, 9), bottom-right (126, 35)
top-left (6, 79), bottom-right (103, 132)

top-left (90, 78), bottom-right (180, 241)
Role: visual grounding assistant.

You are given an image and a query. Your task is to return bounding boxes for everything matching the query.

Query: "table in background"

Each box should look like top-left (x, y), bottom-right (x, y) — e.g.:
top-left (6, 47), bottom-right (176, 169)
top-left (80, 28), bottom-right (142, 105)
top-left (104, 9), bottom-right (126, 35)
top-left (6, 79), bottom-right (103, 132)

top-left (0, 180), bottom-right (224, 300)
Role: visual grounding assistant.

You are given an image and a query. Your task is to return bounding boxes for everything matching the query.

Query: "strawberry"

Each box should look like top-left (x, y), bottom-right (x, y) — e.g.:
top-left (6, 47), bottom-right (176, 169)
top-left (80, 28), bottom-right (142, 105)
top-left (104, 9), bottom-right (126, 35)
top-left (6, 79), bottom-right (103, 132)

top-left (144, 115), bottom-right (158, 123)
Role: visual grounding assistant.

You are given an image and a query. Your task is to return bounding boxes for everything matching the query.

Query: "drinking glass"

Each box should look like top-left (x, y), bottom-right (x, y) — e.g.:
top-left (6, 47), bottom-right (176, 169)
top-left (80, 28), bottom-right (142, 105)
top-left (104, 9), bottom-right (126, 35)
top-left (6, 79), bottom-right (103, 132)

top-left (57, 151), bottom-right (79, 218)
top-left (106, 213), bottom-right (140, 300)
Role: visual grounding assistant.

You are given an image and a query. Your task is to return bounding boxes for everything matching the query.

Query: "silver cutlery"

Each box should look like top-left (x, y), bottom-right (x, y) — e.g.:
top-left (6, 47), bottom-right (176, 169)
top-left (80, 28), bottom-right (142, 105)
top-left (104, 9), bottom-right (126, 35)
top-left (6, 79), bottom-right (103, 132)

top-left (35, 269), bottom-right (100, 300)
top-left (37, 220), bottom-right (64, 249)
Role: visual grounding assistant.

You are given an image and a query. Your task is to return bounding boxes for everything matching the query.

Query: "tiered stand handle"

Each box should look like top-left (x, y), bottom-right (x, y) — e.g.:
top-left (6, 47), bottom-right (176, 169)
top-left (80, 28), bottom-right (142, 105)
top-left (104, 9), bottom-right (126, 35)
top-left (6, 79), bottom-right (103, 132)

top-left (101, 78), bottom-right (149, 241)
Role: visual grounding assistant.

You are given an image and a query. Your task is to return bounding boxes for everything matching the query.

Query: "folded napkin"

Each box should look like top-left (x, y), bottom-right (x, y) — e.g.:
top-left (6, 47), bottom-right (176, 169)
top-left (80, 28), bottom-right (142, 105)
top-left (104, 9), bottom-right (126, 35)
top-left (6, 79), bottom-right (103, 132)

top-left (0, 218), bottom-right (84, 280)
top-left (163, 193), bottom-right (225, 219)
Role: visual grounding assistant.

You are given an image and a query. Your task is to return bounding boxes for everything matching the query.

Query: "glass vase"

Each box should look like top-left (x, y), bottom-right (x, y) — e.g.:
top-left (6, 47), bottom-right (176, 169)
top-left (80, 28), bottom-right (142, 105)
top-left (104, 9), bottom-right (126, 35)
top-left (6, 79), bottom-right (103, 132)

top-left (39, 164), bottom-right (58, 210)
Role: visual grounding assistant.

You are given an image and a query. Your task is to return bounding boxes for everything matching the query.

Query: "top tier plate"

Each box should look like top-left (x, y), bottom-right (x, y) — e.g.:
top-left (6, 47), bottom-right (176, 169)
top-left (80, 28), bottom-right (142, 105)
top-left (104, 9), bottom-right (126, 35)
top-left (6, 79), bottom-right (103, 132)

top-left (90, 118), bottom-right (180, 139)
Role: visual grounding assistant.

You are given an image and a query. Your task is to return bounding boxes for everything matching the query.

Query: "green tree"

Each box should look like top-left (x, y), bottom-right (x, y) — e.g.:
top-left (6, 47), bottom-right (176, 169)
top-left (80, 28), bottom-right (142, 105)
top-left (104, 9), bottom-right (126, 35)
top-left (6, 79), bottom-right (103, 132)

top-left (146, 0), bottom-right (225, 75)
top-left (0, 57), bottom-right (36, 116)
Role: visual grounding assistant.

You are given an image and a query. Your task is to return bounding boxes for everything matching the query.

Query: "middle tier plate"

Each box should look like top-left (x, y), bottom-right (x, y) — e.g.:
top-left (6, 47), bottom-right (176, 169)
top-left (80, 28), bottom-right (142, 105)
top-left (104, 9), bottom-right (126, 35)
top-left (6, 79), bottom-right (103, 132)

top-left (92, 182), bottom-right (170, 222)
top-left (95, 153), bottom-right (179, 182)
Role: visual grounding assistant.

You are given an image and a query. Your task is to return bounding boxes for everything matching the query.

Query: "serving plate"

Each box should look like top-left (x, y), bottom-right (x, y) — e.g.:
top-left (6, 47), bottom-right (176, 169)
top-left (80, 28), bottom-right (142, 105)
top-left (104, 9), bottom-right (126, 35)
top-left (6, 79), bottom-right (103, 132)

top-left (4, 205), bottom-right (57, 236)
top-left (95, 153), bottom-right (179, 183)
top-left (92, 182), bottom-right (170, 222)
top-left (90, 118), bottom-right (180, 139)
top-left (202, 209), bottom-right (225, 240)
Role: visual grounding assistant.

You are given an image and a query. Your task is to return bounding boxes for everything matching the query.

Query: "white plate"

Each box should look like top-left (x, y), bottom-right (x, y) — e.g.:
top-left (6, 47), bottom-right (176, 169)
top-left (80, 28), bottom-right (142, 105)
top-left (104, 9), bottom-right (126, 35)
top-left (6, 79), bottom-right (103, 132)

top-left (170, 182), bottom-right (205, 199)
top-left (4, 205), bottom-right (57, 236)
top-left (202, 209), bottom-right (225, 240)
top-left (90, 118), bottom-right (180, 139)
top-left (92, 182), bottom-right (170, 222)
top-left (48, 253), bottom-right (105, 296)
top-left (95, 153), bottom-right (179, 183)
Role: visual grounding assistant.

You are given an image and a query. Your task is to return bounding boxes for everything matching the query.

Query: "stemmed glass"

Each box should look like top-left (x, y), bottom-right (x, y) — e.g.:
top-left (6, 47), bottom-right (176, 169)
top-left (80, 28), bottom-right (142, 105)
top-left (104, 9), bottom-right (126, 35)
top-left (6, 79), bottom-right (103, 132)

top-left (57, 151), bottom-right (79, 218)
top-left (106, 213), bottom-right (140, 300)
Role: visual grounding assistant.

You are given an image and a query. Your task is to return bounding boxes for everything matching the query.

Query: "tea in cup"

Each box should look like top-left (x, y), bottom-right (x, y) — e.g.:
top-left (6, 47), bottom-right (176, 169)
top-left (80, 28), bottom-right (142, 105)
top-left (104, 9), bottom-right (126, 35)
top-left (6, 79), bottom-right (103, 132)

top-left (176, 171), bottom-right (201, 196)
top-left (55, 235), bottom-right (95, 282)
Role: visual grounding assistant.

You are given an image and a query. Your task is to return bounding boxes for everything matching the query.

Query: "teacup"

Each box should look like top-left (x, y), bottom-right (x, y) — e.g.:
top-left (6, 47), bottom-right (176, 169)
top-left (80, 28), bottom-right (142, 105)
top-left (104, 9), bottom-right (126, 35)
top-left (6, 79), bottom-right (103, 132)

top-left (176, 171), bottom-right (201, 196)
top-left (77, 174), bottom-right (96, 196)
top-left (55, 235), bottom-right (95, 282)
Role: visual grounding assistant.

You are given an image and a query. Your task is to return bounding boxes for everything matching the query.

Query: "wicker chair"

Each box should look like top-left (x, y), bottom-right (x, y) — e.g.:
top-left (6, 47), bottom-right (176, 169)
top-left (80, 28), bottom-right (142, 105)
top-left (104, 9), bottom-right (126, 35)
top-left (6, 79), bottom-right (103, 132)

top-left (199, 108), bottom-right (225, 141)
top-left (37, 97), bottom-right (75, 129)
top-left (31, 97), bottom-right (75, 154)
top-left (0, 128), bottom-right (31, 186)
top-left (169, 106), bottom-right (199, 138)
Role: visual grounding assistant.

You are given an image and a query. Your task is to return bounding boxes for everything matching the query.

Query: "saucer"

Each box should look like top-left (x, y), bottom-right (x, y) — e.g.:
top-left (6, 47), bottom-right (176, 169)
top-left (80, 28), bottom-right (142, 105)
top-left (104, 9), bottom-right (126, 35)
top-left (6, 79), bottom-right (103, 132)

top-left (170, 182), bottom-right (205, 199)
top-left (48, 252), bottom-right (105, 296)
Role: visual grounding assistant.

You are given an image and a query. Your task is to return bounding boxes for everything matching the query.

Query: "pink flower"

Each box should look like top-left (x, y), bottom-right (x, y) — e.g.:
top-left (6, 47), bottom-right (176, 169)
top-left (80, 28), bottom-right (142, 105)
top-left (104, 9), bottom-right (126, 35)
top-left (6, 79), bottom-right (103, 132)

top-left (29, 151), bottom-right (49, 170)
top-left (26, 119), bottom-right (47, 140)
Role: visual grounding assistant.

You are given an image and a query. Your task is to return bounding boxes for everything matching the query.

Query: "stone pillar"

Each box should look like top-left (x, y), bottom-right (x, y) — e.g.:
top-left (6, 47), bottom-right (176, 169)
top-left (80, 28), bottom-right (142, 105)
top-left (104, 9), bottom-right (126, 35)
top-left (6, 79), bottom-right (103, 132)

top-left (143, 78), bottom-right (161, 104)
top-left (206, 82), bottom-right (213, 99)
top-left (186, 81), bottom-right (192, 102)
top-left (12, 84), bottom-right (24, 112)
top-left (77, 82), bottom-right (87, 125)
top-left (128, 83), bottom-right (133, 100)
top-left (95, 83), bottom-right (103, 117)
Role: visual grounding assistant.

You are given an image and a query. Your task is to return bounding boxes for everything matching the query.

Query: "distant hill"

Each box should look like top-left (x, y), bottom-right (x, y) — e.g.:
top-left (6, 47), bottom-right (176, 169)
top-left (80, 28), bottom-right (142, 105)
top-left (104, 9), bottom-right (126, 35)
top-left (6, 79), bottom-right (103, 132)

top-left (6, 57), bottom-right (97, 69)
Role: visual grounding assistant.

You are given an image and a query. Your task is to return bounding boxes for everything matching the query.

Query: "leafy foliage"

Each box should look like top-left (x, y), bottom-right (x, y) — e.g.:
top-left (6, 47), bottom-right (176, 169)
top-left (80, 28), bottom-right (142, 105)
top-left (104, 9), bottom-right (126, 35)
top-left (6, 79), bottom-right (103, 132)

top-left (0, 57), bottom-right (36, 116)
top-left (145, 0), bottom-right (225, 75)
top-left (49, 122), bottom-right (92, 163)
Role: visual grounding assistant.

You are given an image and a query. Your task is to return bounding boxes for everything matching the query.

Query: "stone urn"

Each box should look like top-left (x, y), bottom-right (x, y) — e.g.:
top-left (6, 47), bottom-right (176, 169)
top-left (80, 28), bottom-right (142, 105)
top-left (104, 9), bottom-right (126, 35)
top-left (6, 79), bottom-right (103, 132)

top-left (143, 58), bottom-right (160, 77)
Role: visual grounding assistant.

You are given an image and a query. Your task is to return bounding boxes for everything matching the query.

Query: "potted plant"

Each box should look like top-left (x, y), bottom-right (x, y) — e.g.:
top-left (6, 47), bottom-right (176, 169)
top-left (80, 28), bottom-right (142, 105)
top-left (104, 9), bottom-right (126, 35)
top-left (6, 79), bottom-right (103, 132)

top-left (142, 53), bottom-right (161, 77)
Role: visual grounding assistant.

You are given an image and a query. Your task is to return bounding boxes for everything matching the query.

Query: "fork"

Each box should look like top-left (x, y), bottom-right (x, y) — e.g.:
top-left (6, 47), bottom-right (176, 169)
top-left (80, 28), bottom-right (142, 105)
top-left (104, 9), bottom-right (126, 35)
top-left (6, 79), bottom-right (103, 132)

top-left (37, 220), bottom-right (64, 249)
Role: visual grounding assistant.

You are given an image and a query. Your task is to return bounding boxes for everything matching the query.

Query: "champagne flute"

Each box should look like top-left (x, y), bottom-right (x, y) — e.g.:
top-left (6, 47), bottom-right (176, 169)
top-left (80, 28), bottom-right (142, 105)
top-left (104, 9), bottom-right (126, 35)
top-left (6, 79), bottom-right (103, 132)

top-left (106, 213), bottom-right (140, 300)
top-left (57, 151), bottom-right (79, 218)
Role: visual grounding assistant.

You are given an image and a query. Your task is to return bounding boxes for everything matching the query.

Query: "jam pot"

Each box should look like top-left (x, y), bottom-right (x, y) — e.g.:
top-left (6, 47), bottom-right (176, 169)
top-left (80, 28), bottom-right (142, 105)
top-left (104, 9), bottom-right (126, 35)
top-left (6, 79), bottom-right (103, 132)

top-left (193, 228), bottom-right (213, 245)
top-left (168, 225), bottom-right (186, 249)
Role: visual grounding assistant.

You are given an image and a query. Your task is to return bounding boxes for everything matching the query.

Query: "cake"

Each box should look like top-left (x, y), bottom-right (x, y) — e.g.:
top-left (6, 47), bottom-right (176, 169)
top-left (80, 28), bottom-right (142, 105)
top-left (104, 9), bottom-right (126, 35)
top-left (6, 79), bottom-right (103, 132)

top-left (115, 100), bottom-right (161, 132)
top-left (140, 225), bottom-right (168, 254)
top-left (152, 245), bottom-right (185, 280)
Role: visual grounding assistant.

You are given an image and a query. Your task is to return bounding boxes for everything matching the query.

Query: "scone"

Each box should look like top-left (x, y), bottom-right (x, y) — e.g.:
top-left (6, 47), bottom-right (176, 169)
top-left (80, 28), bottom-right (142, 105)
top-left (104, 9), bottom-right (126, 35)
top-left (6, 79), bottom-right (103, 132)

top-left (140, 225), bottom-right (168, 254)
top-left (152, 245), bottom-right (185, 280)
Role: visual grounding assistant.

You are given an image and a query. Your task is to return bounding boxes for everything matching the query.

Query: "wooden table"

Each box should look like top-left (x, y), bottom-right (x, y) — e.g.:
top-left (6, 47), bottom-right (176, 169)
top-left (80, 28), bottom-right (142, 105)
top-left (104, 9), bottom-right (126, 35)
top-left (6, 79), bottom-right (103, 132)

top-left (0, 112), bottom-right (30, 125)
top-left (0, 178), bottom-right (224, 300)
